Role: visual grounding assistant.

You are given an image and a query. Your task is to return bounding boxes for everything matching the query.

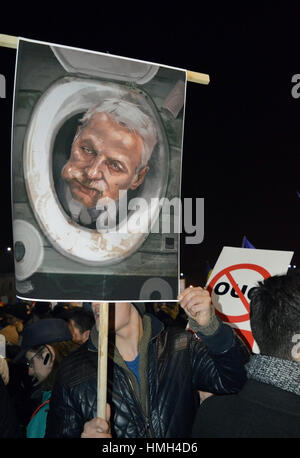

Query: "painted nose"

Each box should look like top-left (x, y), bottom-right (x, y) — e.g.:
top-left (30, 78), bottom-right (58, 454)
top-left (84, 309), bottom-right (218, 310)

top-left (86, 154), bottom-right (105, 180)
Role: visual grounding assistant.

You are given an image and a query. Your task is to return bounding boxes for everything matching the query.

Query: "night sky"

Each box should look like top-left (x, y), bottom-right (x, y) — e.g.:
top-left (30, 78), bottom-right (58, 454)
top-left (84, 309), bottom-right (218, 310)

top-left (0, 3), bottom-right (299, 284)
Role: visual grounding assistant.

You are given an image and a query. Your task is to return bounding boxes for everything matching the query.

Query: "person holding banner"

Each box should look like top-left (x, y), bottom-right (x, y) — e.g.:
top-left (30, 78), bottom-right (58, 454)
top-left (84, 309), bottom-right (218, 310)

top-left (45, 288), bottom-right (249, 438)
top-left (191, 269), bottom-right (300, 438)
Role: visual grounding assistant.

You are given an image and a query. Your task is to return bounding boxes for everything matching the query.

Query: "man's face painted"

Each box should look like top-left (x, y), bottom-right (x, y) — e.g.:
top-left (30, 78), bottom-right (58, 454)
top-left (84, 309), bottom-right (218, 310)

top-left (61, 112), bottom-right (149, 208)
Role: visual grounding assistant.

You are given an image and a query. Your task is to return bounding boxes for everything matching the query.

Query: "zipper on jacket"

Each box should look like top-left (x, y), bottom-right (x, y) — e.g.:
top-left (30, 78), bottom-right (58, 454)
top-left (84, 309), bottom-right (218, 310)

top-left (145, 417), bottom-right (154, 438)
top-left (127, 376), bottom-right (154, 438)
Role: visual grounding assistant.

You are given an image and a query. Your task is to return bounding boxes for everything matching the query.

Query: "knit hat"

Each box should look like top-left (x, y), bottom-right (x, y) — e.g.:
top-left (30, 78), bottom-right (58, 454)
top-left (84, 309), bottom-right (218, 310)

top-left (14, 318), bottom-right (72, 363)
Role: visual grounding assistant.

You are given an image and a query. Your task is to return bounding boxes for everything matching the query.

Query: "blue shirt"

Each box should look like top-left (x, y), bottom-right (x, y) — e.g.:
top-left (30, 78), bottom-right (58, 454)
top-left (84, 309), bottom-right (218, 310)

top-left (125, 354), bottom-right (140, 387)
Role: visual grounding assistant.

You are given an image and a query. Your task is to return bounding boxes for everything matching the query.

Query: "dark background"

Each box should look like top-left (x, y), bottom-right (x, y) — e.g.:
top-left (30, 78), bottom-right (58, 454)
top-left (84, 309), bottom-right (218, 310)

top-left (0, 2), bottom-right (299, 286)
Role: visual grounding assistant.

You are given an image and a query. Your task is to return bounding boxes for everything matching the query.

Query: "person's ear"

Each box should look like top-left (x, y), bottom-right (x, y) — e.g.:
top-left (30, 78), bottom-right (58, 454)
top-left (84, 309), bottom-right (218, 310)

top-left (45, 346), bottom-right (55, 366)
top-left (82, 329), bottom-right (90, 343)
top-left (130, 166), bottom-right (149, 191)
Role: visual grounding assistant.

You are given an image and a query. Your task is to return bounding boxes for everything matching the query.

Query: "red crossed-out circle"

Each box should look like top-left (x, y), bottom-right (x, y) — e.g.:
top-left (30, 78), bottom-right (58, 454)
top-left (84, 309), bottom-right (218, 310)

top-left (207, 263), bottom-right (271, 323)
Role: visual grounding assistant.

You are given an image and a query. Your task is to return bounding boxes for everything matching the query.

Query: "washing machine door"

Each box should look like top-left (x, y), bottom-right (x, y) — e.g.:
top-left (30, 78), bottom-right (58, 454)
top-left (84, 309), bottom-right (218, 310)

top-left (23, 77), bottom-right (169, 267)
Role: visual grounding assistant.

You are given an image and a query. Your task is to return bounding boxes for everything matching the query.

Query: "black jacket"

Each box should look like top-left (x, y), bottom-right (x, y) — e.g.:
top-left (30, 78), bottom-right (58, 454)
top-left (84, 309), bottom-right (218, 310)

top-left (191, 379), bottom-right (300, 438)
top-left (0, 376), bottom-right (20, 438)
top-left (45, 314), bottom-right (248, 438)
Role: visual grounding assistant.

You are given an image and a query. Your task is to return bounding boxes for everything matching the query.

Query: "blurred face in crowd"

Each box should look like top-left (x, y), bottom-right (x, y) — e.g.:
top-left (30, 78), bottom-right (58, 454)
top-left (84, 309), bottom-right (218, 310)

top-left (68, 319), bottom-right (90, 345)
top-left (61, 112), bottom-right (148, 208)
top-left (7, 314), bottom-right (23, 334)
top-left (25, 346), bottom-right (53, 385)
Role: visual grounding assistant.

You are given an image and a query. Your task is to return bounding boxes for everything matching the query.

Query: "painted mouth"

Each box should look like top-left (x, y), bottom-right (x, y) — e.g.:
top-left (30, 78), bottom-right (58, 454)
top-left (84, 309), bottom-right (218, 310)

top-left (75, 181), bottom-right (103, 198)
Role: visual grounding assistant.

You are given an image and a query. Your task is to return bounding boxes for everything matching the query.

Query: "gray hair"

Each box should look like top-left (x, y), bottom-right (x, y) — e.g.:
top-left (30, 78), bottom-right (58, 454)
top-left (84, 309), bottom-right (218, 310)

top-left (78, 98), bottom-right (158, 169)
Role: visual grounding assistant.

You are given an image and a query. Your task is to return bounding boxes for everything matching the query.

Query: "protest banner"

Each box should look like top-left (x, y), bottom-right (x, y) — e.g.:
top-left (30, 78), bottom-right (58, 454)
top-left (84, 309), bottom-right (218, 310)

top-left (11, 37), bottom-right (187, 303)
top-left (4, 34), bottom-right (210, 422)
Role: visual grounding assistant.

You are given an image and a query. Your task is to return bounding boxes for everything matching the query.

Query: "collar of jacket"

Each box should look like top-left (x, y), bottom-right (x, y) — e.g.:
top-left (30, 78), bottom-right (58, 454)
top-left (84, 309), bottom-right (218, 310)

top-left (246, 354), bottom-right (300, 396)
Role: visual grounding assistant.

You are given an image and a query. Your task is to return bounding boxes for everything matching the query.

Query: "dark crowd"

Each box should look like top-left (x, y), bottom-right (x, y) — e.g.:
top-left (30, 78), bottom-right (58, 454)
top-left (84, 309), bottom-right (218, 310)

top-left (0, 268), bottom-right (300, 439)
top-left (0, 301), bottom-right (95, 437)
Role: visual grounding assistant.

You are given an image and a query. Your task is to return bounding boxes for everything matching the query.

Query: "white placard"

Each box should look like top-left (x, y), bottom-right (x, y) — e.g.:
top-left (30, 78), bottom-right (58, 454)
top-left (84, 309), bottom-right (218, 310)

top-left (206, 247), bottom-right (294, 352)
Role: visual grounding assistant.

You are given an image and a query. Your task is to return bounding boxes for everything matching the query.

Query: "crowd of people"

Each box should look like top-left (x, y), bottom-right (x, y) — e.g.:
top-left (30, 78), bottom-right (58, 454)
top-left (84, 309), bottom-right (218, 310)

top-left (0, 268), bottom-right (299, 439)
top-left (0, 301), bottom-right (94, 437)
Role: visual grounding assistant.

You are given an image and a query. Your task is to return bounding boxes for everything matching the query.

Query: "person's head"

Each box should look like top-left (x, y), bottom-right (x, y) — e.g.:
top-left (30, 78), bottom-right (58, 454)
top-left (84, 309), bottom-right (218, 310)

top-left (2, 302), bottom-right (32, 328)
top-left (91, 302), bottom-right (145, 334)
top-left (5, 314), bottom-right (24, 334)
top-left (249, 269), bottom-right (300, 361)
top-left (14, 318), bottom-right (74, 387)
top-left (68, 308), bottom-right (95, 345)
top-left (51, 303), bottom-right (72, 321)
top-left (61, 98), bottom-right (157, 209)
top-left (25, 341), bottom-right (77, 388)
top-left (32, 302), bottom-right (52, 319)
top-left (25, 344), bottom-right (54, 385)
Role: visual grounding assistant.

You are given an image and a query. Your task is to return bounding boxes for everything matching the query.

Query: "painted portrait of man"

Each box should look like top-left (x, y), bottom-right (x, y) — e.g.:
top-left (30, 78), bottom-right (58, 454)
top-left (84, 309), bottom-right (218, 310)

top-left (59, 99), bottom-right (157, 229)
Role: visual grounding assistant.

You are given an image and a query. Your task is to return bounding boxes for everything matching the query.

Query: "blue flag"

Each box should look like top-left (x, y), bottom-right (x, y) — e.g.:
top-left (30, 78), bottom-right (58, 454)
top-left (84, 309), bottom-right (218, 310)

top-left (205, 260), bottom-right (212, 282)
top-left (242, 236), bottom-right (255, 249)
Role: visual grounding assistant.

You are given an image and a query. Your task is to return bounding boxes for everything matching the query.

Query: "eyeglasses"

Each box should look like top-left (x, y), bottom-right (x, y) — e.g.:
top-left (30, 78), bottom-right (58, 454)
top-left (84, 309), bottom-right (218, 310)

top-left (25, 347), bottom-right (44, 368)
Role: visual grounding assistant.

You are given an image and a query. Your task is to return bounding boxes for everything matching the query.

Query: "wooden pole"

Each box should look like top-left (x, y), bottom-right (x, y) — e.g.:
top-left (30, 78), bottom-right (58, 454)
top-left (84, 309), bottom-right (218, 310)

top-left (97, 302), bottom-right (109, 420)
top-left (0, 34), bottom-right (18, 49)
top-left (186, 70), bottom-right (210, 85)
top-left (0, 34), bottom-right (210, 85)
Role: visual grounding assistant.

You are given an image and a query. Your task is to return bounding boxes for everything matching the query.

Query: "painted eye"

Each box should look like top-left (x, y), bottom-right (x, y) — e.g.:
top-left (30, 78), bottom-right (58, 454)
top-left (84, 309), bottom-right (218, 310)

top-left (108, 160), bottom-right (123, 172)
top-left (81, 146), bottom-right (94, 154)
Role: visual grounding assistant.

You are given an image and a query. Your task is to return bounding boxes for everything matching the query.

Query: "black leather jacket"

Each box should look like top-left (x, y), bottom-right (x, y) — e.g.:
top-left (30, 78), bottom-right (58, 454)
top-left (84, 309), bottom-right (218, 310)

top-left (45, 314), bottom-right (248, 438)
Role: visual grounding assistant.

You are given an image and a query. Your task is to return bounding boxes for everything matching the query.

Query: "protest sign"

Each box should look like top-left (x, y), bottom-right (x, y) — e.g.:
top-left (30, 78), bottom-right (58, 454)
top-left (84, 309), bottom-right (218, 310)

top-left (206, 247), bottom-right (294, 352)
top-left (11, 38), bottom-right (186, 302)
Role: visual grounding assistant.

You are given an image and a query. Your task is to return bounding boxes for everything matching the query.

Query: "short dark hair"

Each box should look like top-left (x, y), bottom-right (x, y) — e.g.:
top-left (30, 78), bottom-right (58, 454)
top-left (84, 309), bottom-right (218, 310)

top-left (249, 269), bottom-right (300, 360)
top-left (68, 308), bottom-right (95, 334)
